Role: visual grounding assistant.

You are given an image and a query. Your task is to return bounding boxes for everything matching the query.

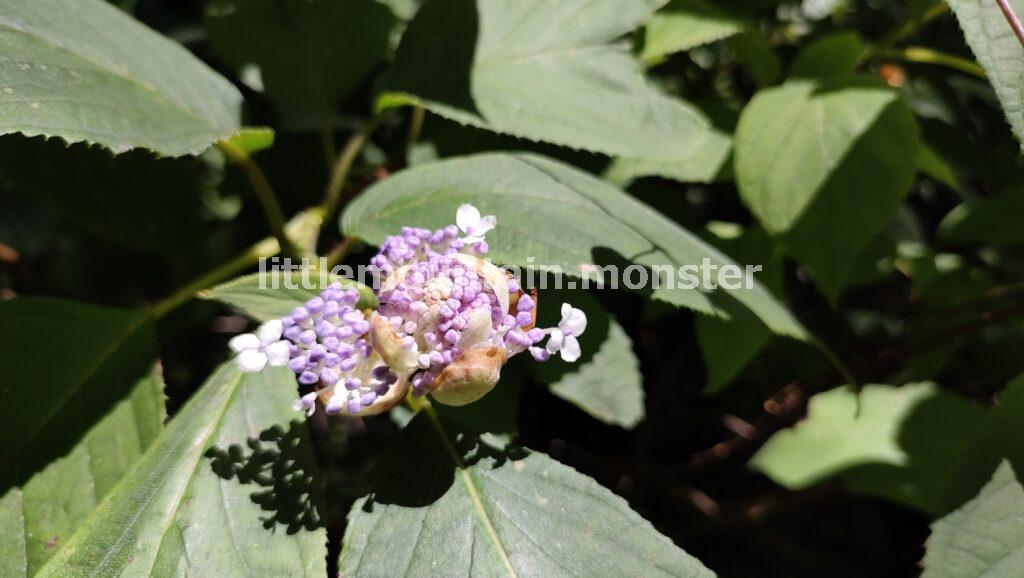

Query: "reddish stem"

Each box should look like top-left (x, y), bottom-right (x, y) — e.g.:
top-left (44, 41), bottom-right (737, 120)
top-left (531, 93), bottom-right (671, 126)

top-left (997, 0), bottom-right (1024, 49)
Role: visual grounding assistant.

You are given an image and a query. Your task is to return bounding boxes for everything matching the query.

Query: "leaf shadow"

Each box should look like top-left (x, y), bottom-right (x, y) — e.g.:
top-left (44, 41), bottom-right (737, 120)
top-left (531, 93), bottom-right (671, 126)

top-left (359, 413), bottom-right (528, 511)
top-left (205, 421), bottom-right (325, 535)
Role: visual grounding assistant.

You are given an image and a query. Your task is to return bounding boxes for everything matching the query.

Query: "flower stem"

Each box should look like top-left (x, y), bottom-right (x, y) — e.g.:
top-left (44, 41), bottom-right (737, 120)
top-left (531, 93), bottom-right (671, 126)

top-left (322, 115), bottom-right (386, 225)
top-left (997, 0), bottom-right (1024, 49)
top-left (217, 140), bottom-right (299, 257)
top-left (150, 236), bottom-right (280, 319)
top-left (876, 46), bottom-right (986, 78)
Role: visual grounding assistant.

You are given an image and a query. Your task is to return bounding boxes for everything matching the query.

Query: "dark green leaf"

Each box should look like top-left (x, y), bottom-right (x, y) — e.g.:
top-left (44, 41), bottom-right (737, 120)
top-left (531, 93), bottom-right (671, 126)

top-left (939, 186), bottom-right (1024, 245)
top-left (39, 364), bottom-right (326, 576)
top-left (789, 31), bottom-right (865, 80)
top-left (641, 0), bottom-right (746, 63)
top-left (340, 412), bottom-right (715, 576)
top-left (201, 270), bottom-right (378, 321)
top-left (0, 0), bottom-right (241, 155)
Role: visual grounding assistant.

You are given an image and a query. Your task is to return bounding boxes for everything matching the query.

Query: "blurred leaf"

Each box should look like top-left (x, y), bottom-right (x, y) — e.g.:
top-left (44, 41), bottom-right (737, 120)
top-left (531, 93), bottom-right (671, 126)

top-left (201, 270), bottom-right (378, 321)
top-left (751, 383), bottom-right (987, 514)
top-left (641, 0), bottom-right (746, 63)
top-left (0, 0), bottom-right (241, 156)
top-left (0, 135), bottom-right (212, 256)
top-left (39, 364), bottom-right (326, 577)
top-left (605, 127), bottom-right (733, 185)
top-left (220, 127), bottom-right (275, 157)
top-left (939, 187), bottom-right (1024, 245)
top-left (206, 0), bottom-right (394, 114)
top-left (696, 225), bottom-right (781, 394)
top-left (789, 31), bottom-right (865, 79)
top-left (922, 461), bottom-right (1024, 577)
top-left (343, 152), bottom-right (808, 339)
top-left (916, 143), bottom-right (961, 191)
top-left (0, 298), bottom-right (157, 478)
top-left (948, 0), bottom-right (1024, 145)
top-left (340, 412), bottom-right (715, 576)
top-left (380, 0), bottom-right (713, 160)
top-left (735, 78), bottom-right (919, 299)
top-left (0, 364), bottom-right (164, 576)
top-left (728, 31), bottom-right (780, 86)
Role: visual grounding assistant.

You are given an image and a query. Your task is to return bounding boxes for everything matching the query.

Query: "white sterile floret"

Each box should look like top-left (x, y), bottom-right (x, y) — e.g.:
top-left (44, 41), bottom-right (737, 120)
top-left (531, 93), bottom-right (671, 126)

top-left (230, 319), bottom-right (291, 373)
top-left (455, 203), bottom-right (496, 243)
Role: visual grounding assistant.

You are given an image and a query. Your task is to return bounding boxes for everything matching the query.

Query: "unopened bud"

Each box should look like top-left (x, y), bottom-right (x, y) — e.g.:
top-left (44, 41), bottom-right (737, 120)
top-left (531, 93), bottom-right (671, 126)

top-left (431, 345), bottom-right (507, 406)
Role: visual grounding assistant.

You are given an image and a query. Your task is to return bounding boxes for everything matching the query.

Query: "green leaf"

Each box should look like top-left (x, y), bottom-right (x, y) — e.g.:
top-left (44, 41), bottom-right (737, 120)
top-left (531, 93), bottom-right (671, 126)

top-left (751, 383), bottom-right (987, 514)
top-left (0, 0), bottom-right (241, 156)
top-left (604, 127), bottom-right (733, 185)
top-left (380, 0), bottom-right (712, 160)
top-left (789, 31), bottom-right (865, 79)
top-left (531, 290), bottom-right (645, 428)
top-left (206, 0), bottom-right (395, 114)
top-left (735, 78), bottom-right (919, 298)
top-left (0, 135), bottom-right (213, 255)
top-left (340, 412), bottom-right (715, 576)
top-left (39, 364), bottom-right (326, 577)
top-left (939, 186), bottom-right (1024, 246)
top-left (201, 270), bottom-right (378, 322)
top-left (948, 0), bottom-right (1024, 146)
top-left (922, 461), bottom-right (1024, 577)
top-left (219, 127), bottom-right (275, 157)
top-left (728, 31), bottom-right (780, 86)
top-left (0, 298), bottom-right (157, 478)
top-left (0, 365), bottom-right (165, 576)
top-left (342, 152), bottom-right (807, 339)
top-left (641, 0), bottom-right (746, 63)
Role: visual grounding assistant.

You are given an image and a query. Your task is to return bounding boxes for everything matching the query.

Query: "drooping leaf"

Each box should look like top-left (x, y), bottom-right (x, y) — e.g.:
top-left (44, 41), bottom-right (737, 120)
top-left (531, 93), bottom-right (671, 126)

top-left (0, 364), bottom-right (165, 577)
top-left (201, 270), bottom-right (378, 322)
top-left (0, 0), bottom-right (241, 156)
top-left (789, 31), bottom-right (865, 79)
top-left (380, 0), bottom-right (712, 160)
top-left (939, 186), bottom-right (1024, 245)
top-left (0, 298), bottom-right (158, 479)
top-left (340, 412), bottom-right (715, 576)
top-left (751, 383), bottom-right (987, 514)
top-left (922, 461), bottom-right (1024, 577)
top-left (342, 152), bottom-right (807, 339)
top-left (206, 0), bottom-right (395, 114)
top-left (948, 0), bottom-right (1024, 146)
top-left (0, 135), bottom-right (213, 255)
top-left (605, 127), bottom-right (732, 185)
top-left (532, 290), bottom-right (644, 428)
top-left (641, 0), bottom-right (746, 63)
top-left (38, 364), bottom-right (326, 577)
top-left (735, 78), bottom-right (919, 298)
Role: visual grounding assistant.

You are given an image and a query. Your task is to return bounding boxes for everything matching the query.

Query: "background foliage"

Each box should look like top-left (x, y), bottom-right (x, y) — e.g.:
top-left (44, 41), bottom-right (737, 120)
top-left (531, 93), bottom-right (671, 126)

top-left (2, 0), bottom-right (1024, 576)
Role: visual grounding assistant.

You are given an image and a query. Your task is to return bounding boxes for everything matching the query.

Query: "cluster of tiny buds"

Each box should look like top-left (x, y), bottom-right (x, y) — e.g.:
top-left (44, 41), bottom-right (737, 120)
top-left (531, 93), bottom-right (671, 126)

top-left (231, 204), bottom-right (586, 416)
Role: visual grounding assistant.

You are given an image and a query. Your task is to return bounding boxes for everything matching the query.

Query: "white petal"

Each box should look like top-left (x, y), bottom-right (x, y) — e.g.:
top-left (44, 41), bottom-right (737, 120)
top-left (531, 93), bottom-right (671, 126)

top-left (559, 335), bottom-right (582, 362)
top-left (467, 215), bottom-right (496, 237)
top-left (264, 340), bottom-right (291, 366)
top-left (256, 319), bottom-right (284, 343)
top-left (560, 304), bottom-right (587, 336)
top-left (561, 302), bottom-right (573, 320)
top-left (456, 204), bottom-right (482, 233)
top-left (459, 235), bottom-right (485, 244)
top-left (229, 333), bottom-right (260, 353)
top-left (546, 328), bottom-right (565, 354)
top-left (236, 349), bottom-right (268, 373)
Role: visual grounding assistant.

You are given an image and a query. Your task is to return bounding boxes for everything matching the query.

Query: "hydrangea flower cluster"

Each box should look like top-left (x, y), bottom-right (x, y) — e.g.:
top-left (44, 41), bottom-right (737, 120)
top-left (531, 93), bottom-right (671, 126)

top-left (232, 204), bottom-right (587, 417)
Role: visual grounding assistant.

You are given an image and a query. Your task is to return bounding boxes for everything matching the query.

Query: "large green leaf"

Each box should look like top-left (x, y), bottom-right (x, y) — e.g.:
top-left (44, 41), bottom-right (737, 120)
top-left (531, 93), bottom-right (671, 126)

top-left (0, 365), bottom-right (165, 577)
top-left (206, 0), bottom-right (395, 114)
top-left (641, 0), bottom-right (745, 62)
top-left (922, 461), bottom-right (1024, 577)
top-left (340, 412), bottom-right (715, 576)
top-left (380, 0), bottom-right (712, 161)
top-left (604, 127), bottom-right (732, 186)
top-left (343, 152), bottom-right (807, 340)
top-left (0, 298), bottom-right (157, 479)
top-left (39, 364), bottom-right (326, 577)
top-left (0, 0), bottom-right (241, 156)
top-left (201, 270), bottom-right (378, 322)
top-left (948, 0), bottom-right (1024, 145)
top-left (735, 78), bottom-right (919, 298)
top-left (751, 383), bottom-right (987, 514)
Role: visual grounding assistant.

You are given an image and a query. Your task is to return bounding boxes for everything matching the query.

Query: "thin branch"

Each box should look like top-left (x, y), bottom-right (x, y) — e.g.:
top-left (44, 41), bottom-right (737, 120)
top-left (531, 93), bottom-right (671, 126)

top-left (217, 141), bottom-right (299, 257)
top-left (150, 236), bottom-right (280, 319)
top-left (876, 46), bottom-right (987, 78)
top-left (997, 0), bottom-right (1024, 49)
top-left (322, 115), bottom-right (386, 225)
